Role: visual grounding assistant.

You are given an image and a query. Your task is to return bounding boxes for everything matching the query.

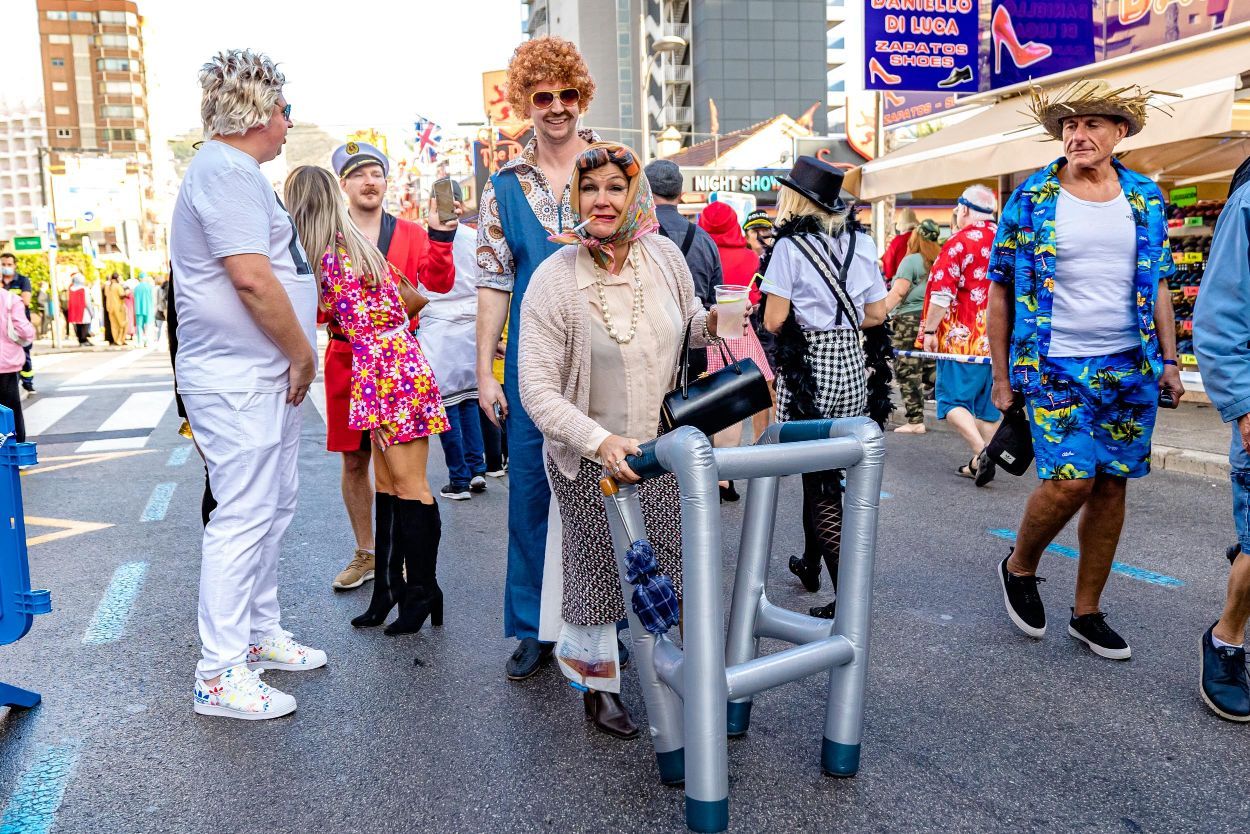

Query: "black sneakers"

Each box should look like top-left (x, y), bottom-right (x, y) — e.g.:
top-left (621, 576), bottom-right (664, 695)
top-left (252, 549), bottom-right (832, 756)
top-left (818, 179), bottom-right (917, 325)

top-left (998, 554), bottom-right (1046, 638)
top-left (1068, 609), bottom-right (1131, 660)
top-left (1200, 624), bottom-right (1250, 722)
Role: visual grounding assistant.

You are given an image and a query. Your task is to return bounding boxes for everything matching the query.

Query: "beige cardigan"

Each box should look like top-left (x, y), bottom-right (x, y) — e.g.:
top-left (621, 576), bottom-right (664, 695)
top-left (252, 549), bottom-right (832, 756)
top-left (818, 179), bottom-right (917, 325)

top-left (519, 233), bottom-right (711, 479)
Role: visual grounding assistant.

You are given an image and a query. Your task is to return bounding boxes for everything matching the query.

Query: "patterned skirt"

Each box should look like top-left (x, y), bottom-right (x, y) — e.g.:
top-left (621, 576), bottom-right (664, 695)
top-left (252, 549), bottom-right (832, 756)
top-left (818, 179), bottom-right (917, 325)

top-left (706, 328), bottom-right (775, 382)
top-left (546, 455), bottom-right (684, 626)
top-left (350, 328), bottom-right (449, 449)
top-left (775, 328), bottom-right (868, 422)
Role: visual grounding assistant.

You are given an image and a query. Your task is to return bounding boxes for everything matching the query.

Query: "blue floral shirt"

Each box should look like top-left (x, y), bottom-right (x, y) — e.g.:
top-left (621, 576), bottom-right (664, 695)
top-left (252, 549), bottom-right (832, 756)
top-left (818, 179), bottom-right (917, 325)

top-left (987, 156), bottom-right (1175, 395)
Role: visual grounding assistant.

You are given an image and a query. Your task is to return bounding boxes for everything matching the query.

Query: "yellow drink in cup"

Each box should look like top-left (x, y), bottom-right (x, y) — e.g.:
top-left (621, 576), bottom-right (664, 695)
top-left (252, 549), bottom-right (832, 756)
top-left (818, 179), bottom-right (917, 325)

top-left (714, 285), bottom-right (750, 336)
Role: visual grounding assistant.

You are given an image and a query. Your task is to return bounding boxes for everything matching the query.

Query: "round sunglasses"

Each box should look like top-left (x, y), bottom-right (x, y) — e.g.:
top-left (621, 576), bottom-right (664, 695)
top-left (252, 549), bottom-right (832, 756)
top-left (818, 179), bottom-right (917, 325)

top-left (529, 87), bottom-right (580, 110)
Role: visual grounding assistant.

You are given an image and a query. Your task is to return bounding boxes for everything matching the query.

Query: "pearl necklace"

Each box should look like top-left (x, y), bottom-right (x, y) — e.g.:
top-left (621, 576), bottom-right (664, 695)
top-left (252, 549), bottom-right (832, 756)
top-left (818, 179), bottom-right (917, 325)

top-left (593, 247), bottom-right (643, 345)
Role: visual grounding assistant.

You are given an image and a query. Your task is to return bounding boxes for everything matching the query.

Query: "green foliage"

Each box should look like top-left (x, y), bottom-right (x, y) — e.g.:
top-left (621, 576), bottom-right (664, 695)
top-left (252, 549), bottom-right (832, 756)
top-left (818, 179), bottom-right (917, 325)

top-left (101, 259), bottom-right (132, 280)
top-left (55, 250), bottom-right (98, 284)
top-left (14, 254), bottom-right (49, 290)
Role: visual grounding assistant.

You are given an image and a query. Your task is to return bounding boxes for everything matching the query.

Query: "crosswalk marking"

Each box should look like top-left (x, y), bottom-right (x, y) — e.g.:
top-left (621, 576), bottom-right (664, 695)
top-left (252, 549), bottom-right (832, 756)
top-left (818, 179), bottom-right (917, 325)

top-left (73, 390), bottom-right (174, 453)
top-left (52, 379), bottom-right (171, 393)
top-left (28, 353), bottom-right (76, 370)
top-left (58, 347), bottom-right (152, 387)
top-left (23, 396), bottom-right (87, 437)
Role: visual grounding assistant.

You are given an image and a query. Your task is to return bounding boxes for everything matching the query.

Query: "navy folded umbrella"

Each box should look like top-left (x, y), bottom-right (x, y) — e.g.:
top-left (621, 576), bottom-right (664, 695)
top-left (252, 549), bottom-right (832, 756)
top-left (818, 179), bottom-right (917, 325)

top-left (625, 539), bottom-right (680, 635)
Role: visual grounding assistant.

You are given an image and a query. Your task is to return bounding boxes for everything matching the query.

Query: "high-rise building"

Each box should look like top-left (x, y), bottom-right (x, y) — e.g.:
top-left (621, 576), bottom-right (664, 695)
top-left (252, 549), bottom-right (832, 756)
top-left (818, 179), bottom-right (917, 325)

top-left (0, 104), bottom-right (47, 243)
top-left (521, 0), bottom-right (828, 151)
top-left (36, 0), bottom-right (154, 248)
top-left (37, 0), bottom-right (150, 166)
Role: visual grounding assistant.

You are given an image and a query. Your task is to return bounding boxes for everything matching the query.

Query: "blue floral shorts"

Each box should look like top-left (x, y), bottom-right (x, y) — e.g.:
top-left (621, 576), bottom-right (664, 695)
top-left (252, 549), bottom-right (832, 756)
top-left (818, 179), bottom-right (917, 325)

top-left (1023, 349), bottom-right (1158, 481)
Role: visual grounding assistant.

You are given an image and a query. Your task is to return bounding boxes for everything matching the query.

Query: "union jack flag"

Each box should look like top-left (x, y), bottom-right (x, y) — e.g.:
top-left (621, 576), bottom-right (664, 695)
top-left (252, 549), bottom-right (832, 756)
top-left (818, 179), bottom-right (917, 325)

top-left (414, 116), bottom-right (442, 163)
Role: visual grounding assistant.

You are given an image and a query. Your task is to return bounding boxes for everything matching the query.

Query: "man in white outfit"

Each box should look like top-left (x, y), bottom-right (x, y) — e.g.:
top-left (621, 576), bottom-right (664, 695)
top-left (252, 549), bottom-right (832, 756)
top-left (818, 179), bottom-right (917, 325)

top-left (170, 49), bottom-right (325, 720)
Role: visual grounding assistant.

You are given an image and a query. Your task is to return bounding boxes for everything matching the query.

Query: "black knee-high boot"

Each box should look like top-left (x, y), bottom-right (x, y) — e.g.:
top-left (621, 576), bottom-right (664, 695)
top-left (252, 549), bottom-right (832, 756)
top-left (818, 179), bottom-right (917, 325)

top-left (384, 498), bottom-right (443, 635)
top-left (351, 492), bottom-right (395, 628)
top-left (789, 470), bottom-right (833, 592)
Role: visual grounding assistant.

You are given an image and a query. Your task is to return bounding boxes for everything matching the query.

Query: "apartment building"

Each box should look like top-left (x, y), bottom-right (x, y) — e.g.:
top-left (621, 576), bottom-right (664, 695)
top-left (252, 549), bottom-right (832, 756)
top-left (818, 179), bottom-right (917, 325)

top-left (0, 105), bottom-right (47, 243)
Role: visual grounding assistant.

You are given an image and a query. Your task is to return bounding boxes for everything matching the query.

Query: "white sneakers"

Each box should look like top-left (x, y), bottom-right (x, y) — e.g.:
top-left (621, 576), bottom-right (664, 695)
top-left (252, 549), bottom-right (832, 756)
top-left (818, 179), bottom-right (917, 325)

top-left (194, 633), bottom-right (326, 721)
top-left (193, 665), bottom-right (296, 721)
top-left (247, 631), bottom-right (328, 672)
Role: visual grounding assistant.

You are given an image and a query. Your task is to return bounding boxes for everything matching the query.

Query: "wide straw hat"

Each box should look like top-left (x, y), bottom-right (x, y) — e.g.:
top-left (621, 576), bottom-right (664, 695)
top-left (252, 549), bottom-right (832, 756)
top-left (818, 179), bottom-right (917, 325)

top-left (1026, 79), bottom-right (1176, 141)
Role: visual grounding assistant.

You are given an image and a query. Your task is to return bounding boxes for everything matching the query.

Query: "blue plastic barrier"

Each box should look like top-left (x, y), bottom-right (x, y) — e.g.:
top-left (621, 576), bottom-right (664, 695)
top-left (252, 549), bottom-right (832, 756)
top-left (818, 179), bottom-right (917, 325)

top-left (0, 404), bottom-right (51, 709)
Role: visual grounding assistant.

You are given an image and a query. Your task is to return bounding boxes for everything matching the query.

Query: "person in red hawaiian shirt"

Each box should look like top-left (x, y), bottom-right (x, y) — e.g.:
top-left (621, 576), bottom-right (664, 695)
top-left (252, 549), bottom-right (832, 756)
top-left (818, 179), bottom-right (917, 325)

top-left (921, 184), bottom-right (1001, 484)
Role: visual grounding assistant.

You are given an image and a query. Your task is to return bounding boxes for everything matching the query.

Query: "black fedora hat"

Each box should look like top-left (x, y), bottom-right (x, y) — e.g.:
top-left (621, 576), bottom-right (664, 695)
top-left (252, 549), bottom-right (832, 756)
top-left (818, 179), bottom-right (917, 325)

top-left (778, 156), bottom-right (847, 213)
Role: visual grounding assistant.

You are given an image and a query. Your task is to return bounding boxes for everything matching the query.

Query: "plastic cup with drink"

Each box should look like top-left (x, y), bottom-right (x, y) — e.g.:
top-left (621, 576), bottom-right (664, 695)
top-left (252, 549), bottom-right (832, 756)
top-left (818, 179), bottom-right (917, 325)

top-left (714, 284), bottom-right (750, 337)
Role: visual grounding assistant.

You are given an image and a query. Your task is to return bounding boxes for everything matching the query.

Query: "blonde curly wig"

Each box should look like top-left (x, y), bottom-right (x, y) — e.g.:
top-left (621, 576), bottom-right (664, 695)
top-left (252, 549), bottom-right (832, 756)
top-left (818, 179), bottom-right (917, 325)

top-left (199, 49), bottom-right (286, 139)
top-left (505, 36), bottom-right (595, 118)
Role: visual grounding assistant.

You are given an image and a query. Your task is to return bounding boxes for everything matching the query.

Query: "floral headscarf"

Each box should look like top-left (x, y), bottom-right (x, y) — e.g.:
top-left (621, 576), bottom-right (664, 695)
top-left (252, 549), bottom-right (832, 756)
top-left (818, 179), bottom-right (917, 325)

top-left (548, 142), bottom-right (659, 271)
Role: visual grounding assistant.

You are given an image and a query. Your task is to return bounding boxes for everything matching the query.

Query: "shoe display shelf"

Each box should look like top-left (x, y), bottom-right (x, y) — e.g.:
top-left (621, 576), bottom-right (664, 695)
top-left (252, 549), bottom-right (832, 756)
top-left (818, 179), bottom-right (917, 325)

top-left (1166, 197), bottom-right (1226, 395)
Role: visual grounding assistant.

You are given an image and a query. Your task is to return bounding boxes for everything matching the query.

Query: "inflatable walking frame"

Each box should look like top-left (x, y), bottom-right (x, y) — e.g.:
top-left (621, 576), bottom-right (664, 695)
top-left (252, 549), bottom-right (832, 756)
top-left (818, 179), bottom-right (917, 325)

top-left (600, 417), bottom-right (885, 833)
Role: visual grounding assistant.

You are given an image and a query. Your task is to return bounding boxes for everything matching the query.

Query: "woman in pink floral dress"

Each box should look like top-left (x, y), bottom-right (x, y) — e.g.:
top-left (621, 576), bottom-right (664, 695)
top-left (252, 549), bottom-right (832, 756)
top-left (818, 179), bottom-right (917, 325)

top-left (286, 165), bottom-right (448, 636)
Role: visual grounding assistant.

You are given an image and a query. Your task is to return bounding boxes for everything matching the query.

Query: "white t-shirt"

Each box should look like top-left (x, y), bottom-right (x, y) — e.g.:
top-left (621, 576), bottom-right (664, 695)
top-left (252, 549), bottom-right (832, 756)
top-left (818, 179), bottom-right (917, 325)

top-left (1049, 188), bottom-right (1139, 358)
top-left (760, 232), bottom-right (887, 331)
top-left (170, 140), bottom-right (317, 394)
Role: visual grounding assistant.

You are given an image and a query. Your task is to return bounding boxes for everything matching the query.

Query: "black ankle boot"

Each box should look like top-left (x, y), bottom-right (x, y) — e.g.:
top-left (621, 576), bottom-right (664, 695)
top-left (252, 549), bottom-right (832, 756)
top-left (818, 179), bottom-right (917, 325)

top-left (384, 498), bottom-right (442, 635)
top-left (788, 554), bottom-right (821, 592)
top-left (352, 493), bottom-right (395, 628)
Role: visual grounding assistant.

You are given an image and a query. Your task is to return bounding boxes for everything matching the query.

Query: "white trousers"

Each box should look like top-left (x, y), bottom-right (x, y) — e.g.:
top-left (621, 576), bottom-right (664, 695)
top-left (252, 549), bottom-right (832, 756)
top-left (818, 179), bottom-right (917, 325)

top-left (184, 391), bottom-right (301, 680)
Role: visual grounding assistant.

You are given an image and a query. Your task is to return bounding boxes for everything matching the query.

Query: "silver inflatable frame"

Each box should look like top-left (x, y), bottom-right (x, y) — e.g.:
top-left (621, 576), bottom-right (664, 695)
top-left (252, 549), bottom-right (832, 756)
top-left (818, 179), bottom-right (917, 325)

top-left (602, 417), bottom-right (885, 833)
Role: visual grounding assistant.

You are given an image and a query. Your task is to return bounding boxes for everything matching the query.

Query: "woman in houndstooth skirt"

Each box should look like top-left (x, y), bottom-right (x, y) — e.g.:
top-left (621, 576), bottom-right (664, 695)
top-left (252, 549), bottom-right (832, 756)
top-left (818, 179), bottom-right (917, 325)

top-left (758, 156), bottom-right (888, 620)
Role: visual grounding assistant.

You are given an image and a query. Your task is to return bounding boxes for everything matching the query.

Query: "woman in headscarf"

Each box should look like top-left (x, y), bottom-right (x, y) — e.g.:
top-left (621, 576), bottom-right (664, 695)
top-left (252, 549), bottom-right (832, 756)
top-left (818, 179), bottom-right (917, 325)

top-left (759, 156), bottom-right (888, 620)
top-left (697, 200), bottom-right (774, 501)
top-left (519, 142), bottom-right (735, 739)
top-left (105, 273), bottom-right (129, 346)
top-left (66, 272), bottom-right (92, 346)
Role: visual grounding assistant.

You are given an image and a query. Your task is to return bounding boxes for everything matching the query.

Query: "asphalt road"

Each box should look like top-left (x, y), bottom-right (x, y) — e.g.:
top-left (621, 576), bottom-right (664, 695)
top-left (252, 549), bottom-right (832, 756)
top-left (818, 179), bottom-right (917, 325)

top-left (1, 347), bottom-right (1247, 834)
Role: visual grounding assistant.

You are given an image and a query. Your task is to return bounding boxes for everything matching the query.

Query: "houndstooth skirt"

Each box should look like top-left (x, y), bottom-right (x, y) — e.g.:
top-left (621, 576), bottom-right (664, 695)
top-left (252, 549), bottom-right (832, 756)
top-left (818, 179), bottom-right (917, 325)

top-left (775, 328), bottom-right (868, 422)
top-left (546, 455), bottom-right (684, 626)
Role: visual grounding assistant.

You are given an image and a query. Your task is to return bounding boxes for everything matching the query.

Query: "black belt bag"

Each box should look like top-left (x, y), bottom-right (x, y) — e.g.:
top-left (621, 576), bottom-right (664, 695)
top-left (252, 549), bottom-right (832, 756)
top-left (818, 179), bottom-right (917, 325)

top-left (660, 319), bottom-right (772, 437)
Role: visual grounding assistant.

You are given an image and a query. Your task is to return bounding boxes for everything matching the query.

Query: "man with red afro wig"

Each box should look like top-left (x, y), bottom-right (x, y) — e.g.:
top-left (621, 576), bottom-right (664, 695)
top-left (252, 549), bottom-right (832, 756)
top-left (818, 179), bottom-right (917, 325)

top-left (475, 37), bottom-right (601, 681)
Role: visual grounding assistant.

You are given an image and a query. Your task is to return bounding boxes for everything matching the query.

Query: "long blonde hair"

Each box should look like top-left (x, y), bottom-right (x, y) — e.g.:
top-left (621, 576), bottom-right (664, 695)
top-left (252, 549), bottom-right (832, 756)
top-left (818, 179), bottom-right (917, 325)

top-left (774, 187), bottom-right (849, 236)
top-left (284, 165), bottom-right (390, 287)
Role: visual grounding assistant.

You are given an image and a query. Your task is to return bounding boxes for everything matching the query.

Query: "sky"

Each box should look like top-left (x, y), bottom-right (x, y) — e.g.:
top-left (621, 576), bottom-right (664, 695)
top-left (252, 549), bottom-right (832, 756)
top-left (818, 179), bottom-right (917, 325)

top-left (0, 0), bottom-right (527, 141)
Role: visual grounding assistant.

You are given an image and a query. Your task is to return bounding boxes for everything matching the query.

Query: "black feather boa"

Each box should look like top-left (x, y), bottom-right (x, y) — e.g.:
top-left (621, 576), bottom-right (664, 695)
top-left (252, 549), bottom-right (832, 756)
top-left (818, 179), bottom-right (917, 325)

top-left (759, 214), bottom-right (895, 427)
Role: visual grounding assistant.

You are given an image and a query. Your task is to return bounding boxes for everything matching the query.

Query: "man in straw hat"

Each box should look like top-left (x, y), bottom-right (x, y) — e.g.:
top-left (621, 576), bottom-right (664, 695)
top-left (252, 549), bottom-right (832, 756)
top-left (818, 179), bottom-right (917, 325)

top-left (1192, 160), bottom-right (1250, 721)
top-left (987, 79), bottom-right (1184, 661)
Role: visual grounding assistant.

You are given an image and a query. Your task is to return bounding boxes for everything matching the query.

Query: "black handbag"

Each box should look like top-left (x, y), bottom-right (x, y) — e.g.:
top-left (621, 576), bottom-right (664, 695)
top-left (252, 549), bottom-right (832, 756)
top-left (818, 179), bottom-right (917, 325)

top-left (660, 319), bottom-right (773, 437)
top-left (984, 400), bottom-right (1034, 476)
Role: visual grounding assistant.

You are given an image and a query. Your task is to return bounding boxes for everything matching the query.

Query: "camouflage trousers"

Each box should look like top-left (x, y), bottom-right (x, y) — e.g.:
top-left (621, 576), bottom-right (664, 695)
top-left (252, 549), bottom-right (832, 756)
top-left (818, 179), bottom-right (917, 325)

top-left (891, 315), bottom-right (933, 425)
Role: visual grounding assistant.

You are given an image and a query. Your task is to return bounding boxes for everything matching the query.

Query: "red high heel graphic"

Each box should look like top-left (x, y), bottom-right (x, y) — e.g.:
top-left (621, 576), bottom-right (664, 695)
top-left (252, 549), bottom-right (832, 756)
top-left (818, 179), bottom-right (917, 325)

top-left (868, 57), bottom-right (901, 86)
top-left (992, 6), bottom-right (1052, 74)
top-left (884, 91), bottom-right (905, 107)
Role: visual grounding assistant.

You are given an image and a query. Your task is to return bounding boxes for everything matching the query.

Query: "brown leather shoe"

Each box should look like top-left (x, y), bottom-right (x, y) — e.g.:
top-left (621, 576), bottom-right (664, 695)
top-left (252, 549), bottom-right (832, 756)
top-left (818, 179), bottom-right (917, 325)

top-left (583, 690), bottom-right (639, 739)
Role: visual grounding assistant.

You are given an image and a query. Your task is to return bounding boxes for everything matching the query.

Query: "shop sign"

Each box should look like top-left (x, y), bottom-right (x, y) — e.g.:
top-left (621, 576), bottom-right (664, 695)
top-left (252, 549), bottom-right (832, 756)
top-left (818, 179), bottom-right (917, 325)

top-left (882, 91), bottom-right (960, 127)
top-left (1100, 0), bottom-right (1250, 60)
top-left (1169, 185), bottom-right (1198, 207)
top-left (12, 236), bottom-right (41, 252)
top-left (989, 0), bottom-right (1094, 89)
top-left (472, 124), bottom-right (534, 208)
top-left (864, 0), bottom-right (980, 93)
top-left (680, 168), bottom-right (789, 204)
top-left (793, 137), bottom-right (865, 169)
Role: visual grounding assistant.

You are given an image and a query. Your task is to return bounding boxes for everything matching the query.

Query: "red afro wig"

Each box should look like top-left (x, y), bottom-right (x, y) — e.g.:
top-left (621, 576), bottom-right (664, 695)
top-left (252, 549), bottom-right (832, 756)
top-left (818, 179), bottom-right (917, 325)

top-left (505, 36), bottom-right (596, 118)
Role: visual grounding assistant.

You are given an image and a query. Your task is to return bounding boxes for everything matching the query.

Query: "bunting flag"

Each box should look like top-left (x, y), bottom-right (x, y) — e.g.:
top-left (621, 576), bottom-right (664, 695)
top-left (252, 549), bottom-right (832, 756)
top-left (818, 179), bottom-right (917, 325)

top-left (414, 115), bottom-right (442, 163)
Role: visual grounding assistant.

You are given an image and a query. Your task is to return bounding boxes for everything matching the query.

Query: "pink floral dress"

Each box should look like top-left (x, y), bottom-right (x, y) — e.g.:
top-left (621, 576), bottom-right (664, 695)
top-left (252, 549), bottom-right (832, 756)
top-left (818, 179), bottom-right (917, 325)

top-left (320, 242), bottom-right (448, 448)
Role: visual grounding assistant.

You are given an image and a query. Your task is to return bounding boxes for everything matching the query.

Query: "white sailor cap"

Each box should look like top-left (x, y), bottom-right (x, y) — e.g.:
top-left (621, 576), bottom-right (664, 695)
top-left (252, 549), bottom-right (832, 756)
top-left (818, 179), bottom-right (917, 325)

top-left (331, 141), bottom-right (389, 178)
